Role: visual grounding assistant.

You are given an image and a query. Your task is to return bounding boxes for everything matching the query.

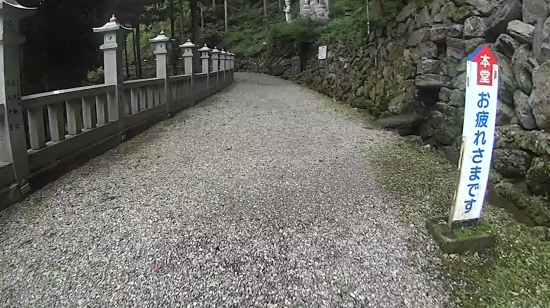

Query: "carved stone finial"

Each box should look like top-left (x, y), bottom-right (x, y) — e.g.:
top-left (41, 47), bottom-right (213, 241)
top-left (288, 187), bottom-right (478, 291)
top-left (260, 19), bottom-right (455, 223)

top-left (110, 15), bottom-right (117, 23)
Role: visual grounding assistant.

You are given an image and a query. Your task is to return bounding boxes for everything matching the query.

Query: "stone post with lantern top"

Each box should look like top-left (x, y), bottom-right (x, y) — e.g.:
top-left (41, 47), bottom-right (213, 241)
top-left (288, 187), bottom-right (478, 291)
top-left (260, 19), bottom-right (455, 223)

top-left (224, 51), bottom-right (230, 81)
top-left (210, 47), bottom-right (220, 90)
top-left (93, 15), bottom-right (132, 138)
top-left (180, 39), bottom-right (195, 76)
top-left (198, 44), bottom-right (210, 94)
top-left (220, 50), bottom-right (226, 85)
top-left (180, 39), bottom-right (195, 101)
top-left (227, 52), bottom-right (234, 81)
top-left (0, 0), bottom-right (35, 191)
top-left (150, 30), bottom-right (171, 115)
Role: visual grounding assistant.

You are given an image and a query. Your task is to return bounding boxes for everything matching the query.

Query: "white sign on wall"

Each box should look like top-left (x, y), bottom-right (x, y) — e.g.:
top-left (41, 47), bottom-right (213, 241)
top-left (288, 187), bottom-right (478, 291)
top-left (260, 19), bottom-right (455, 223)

top-left (449, 45), bottom-right (499, 225)
top-left (318, 46), bottom-right (327, 60)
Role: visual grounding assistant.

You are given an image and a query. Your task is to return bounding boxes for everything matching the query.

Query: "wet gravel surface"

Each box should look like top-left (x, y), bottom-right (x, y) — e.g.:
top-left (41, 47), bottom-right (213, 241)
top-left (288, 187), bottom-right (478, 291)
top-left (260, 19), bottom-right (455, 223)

top-left (0, 73), bottom-right (448, 307)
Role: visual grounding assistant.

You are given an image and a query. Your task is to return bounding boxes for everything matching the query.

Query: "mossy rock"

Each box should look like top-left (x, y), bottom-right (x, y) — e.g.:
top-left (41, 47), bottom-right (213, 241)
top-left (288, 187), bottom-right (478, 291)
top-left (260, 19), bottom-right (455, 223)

top-left (489, 170), bottom-right (504, 185)
top-left (495, 180), bottom-right (550, 228)
top-left (393, 57), bottom-right (416, 80)
top-left (350, 96), bottom-right (375, 109)
top-left (526, 157), bottom-right (550, 197)
top-left (428, 103), bottom-right (464, 146)
top-left (449, 5), bottom-right (477, 23)
top-left (387, 80), bottom-right (417, 115)
top-left (496, 125), bottom-right (550, 157)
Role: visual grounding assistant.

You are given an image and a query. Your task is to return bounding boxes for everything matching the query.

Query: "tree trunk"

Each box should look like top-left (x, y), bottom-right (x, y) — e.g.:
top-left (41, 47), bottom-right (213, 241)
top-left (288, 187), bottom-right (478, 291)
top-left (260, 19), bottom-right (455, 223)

top-left (124, 33), bottom-right (130, 78)
top-left (190, 0), bottom-right (201, 72)
top-left (190, 0), bottom-right (200, 44)
top-left (170, 0), bottom-right (176, 74)
top-left (213, 0), bottom-right (215, 7)
top-left (178, 0), bottom-right (185, 43)
top-left (134, 25), bottom-right (143, 79)
top-left (278, 0), bottom-right (283, 12)
top-left (200, 6), bottom-right (204, 32)
top-left (132, 30), bottom-right (138, 78)
top-left (224, 0), bottom-right (228, 33)
top-left (264, 0), bottom-right (269, 22)
top-left (372, 0), bottom-right (384, 17)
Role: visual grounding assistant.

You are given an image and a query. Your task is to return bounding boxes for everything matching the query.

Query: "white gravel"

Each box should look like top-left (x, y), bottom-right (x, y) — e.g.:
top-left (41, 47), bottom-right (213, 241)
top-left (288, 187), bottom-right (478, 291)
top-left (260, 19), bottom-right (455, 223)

top-left (0, 73), bottom-right (449, 307)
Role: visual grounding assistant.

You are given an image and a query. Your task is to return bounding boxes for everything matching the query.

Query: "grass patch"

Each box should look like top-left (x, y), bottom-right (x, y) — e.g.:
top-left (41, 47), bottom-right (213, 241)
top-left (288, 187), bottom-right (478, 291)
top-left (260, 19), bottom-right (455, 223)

top-left (366, 137), bottom-right (550, 308)
top-left (453, 221), bottom-right (493, 239)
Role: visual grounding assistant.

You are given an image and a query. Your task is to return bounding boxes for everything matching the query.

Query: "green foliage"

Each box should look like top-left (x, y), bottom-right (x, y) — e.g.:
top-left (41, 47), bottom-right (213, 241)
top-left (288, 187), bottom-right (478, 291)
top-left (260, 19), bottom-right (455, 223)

top-left (268, 18), bottom-right (322, 43)
top-left (454, 221), bottom-right (493, 239)
top-left (228, 9), bottom-right (270, 57)
top-left (320, 6), bottom-right (368, 45)
top-left (202, 26), bottom-right (225, 49)
top-left (329, 0), bottom-right (363, 18)
top-left (85, 68), bottom-right (105, 85)
top-left (227, 7), bottom-right (279, 57)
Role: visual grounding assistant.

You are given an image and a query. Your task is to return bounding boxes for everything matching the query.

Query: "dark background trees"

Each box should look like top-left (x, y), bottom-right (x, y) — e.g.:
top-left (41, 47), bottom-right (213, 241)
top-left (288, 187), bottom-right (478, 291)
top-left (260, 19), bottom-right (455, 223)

top-left (16, 0), bottom-right (397, 94)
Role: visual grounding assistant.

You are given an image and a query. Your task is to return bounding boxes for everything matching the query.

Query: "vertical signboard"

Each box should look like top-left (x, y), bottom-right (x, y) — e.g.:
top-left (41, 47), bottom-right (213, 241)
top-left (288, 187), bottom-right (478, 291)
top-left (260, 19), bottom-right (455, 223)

top-left (449, 45), bottom-right (499, 225)
top-left (318, 46), bottom-right (327, 60)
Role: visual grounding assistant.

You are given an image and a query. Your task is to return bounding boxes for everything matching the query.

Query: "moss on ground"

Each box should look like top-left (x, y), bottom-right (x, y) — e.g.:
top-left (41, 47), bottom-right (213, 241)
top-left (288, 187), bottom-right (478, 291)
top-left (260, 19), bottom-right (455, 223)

top-left (365, 137), bottom-right (550, 308)
top-left (495, 180), bottom-right (550, 228)
top-left (453, 221), bottom-right (493, 239)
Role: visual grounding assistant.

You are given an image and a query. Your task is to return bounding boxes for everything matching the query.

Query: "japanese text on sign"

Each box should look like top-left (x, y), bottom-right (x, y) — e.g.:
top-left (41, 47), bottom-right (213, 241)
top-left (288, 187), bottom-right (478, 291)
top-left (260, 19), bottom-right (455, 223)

top-left (318, 46), bottom-right (327, 60)
top-left (450, 45), bottom-right (499, 224)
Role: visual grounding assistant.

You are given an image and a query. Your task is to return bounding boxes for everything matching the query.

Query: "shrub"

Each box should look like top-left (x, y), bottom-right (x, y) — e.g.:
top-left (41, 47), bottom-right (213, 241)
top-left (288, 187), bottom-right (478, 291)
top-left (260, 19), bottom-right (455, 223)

top-left (85, 68), bottom-right (104, 85)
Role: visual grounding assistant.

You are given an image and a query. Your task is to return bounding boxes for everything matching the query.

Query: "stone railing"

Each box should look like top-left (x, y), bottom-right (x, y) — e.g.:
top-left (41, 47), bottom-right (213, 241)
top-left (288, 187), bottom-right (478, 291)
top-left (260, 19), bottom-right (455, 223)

top-left (0, 8), bottom-right (235, 209)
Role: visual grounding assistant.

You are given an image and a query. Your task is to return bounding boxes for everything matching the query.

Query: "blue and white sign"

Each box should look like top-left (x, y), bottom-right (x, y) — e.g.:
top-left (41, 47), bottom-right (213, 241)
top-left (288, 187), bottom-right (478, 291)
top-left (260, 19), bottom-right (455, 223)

top-left (449, 45), bottom-right (499, 223)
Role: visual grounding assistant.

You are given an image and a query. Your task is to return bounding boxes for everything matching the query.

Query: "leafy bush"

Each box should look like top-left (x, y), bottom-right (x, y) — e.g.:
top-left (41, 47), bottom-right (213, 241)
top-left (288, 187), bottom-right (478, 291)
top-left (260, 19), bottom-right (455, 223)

top-left (202, 26), bottom-right (225, 49)
top-left (85, 68), bottom-right (104, 85)
top-left (329, 0), bottom-right (364, 19)
top-left (268, 18), bottom-right (322, 43)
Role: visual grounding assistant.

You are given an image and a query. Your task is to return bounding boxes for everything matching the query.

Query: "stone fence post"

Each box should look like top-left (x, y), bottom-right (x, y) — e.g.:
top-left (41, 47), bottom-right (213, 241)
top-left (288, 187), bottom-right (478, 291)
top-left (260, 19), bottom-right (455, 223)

top-left (210, 47), bottom-right (220, 87)
top-left (227, 52), bottom-right (234, 80)
top-left (199, 45), bottom-right (210, 74)
top-left (199, 44), bottom-right (210, 92)
top-left (93, 15), bottom-right (132, 139)
top-left (180, 39), bottom-right (195, 76)
top-left (180, 39), bottom-right (195, 100)
top-left (0, 1), bottom-right (35, 181)
top-left (150, 31), bottom-right (170, 114)
top-left (220, 50), bottom-right (226, 83)
top-left (225, 51), bottom-right (230, 76)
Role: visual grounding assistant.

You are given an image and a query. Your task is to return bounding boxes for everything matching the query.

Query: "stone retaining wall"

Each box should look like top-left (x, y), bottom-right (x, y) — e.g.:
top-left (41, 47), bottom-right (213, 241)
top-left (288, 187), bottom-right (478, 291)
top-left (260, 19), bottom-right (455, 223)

top-left (236, 0), bottom-right (550, 226)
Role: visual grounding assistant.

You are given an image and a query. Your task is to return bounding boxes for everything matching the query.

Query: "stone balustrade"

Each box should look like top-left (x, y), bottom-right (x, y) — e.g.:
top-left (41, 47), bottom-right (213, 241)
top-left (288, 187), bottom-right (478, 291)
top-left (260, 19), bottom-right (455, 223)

top-left (0, 6), bottom-right (236, 209)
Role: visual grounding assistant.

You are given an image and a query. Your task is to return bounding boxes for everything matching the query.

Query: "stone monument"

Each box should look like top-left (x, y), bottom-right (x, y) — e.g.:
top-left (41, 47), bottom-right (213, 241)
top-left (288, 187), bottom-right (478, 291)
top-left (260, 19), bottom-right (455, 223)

top-left (300, 0), bottom-right (329, 20)
top-left (284, 0), bottom-right (291, 23)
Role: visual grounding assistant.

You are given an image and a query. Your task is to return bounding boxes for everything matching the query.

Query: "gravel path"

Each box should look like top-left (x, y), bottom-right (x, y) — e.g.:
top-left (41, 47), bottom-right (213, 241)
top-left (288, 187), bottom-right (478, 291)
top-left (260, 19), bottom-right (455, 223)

top-left (0, 73), bottom-right (448, 308)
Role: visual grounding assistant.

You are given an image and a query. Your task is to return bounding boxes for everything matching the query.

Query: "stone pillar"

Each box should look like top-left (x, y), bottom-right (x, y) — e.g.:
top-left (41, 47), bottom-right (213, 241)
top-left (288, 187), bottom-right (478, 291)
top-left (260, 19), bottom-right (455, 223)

top-left (226, 52), bottom-right (234, 81)
top-left (199, 44), bottom-right (210, 74)
top-left (225, 51), bottom-right (231, 74)
top-left (93, 15), bottom-right (132, 136)
top-left (150, 30), bottom-right (170, 114)
top-left (0, 1), bottom-right (35, 181)
top-left (150, 31), bottom-right (170, 78)
top-left (230, 52), bottom-right (235, 80)
top-left (180, 39), bottom-right (195, 76)
top-left (199, 44), bottom-right (210, 93)
top-left (210, 47), bottom-right (220, 87)
top-left (285, 0), bottom-right (291, 23)
top-left (220, 50), bottom-right (226, 83)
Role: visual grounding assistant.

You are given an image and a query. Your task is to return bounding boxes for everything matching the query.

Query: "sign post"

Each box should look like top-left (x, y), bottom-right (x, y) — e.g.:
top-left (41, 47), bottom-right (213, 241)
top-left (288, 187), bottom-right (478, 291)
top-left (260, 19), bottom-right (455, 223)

top-left (318, 46), bottom-right (327, 60)
top-left (448, 45), bottom-right (499, 227)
